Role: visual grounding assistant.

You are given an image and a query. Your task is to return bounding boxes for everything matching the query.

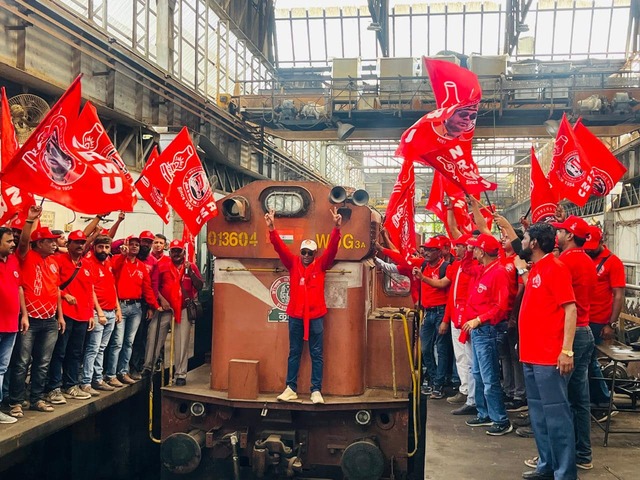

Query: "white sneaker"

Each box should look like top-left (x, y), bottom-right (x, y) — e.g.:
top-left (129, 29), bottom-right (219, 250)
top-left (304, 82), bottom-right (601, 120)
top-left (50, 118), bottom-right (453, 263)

top-left (0, 411), bottom-right (18, 424)
top-left (63, 386), bottom-right (92, 400)
top-left (310, 391), bottom-right (325, 404)
top-left (47, 388), bottom-right (67, 405)
top-left (276, 386), bottom-right (298, 402)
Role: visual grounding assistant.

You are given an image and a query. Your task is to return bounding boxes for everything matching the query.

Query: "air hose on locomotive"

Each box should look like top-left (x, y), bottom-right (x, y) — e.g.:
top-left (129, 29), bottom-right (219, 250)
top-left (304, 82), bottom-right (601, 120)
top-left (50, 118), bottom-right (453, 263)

top-left (397, 308), bottom-right (422, 457)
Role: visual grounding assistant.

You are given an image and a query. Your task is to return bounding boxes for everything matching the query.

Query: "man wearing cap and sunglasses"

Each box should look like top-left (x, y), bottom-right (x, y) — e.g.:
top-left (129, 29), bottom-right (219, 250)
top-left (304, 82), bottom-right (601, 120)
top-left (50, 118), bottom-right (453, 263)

top-left (461, 233), bottom-right (513, 436)
top-left (45, 230), bottom-right (103, 404)
top-left (9, 205), bottom-right (65, 414)
top-left (265, 207), bottom-right (342, 405)
top-left (105, 235), bottom-right (159, 388)
top-left (142, 239), bottom-right (203, 386)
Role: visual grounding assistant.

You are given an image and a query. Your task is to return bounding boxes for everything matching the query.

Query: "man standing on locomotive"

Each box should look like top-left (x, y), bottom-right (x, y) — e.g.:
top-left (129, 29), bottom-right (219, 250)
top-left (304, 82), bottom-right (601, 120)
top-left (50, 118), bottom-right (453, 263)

top-left (265, 207), bottom-right (342, 404)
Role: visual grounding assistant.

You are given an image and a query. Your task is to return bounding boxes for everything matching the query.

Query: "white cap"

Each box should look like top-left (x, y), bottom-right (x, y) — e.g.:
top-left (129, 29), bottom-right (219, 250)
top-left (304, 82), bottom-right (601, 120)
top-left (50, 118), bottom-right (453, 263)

top-left (300, 239), bottom-right (318, 252)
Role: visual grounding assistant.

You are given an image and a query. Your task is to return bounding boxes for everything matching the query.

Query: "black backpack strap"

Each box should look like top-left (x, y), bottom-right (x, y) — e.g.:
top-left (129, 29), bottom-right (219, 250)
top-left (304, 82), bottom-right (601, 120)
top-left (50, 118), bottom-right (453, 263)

top-left (596, 255), bottom-right (611, 274)
top-left (439, 261), bottom-right (450, 279)
top-left (59, 264), bottom-right (81, 291)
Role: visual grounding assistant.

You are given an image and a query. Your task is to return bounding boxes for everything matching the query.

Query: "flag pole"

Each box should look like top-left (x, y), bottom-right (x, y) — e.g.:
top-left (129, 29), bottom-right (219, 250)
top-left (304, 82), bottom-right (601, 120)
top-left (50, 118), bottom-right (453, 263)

top-left (39, 197), bottom-right (45, 207)
top-left (523, 207), bottom-right (531, 219)
top-left (483, 191), bottom-right (494, 213)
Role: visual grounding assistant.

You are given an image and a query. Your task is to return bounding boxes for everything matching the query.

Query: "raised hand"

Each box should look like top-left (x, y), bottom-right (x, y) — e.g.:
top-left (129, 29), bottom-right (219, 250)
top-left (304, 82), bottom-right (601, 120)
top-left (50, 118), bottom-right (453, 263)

top-left (330, 206), bottom-right (342, 228)
top-left (264, 209), bottom-right (275, 231)
top-left (27, 205), bottom-right (43, 221)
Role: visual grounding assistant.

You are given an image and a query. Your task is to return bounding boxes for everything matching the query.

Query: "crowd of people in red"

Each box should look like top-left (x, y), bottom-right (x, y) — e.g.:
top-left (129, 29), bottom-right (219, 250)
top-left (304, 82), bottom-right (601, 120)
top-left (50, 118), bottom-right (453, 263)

top-left (0, 205), bottom-right (202, 425)
top-left (376, 200), bottom-right (625, 480)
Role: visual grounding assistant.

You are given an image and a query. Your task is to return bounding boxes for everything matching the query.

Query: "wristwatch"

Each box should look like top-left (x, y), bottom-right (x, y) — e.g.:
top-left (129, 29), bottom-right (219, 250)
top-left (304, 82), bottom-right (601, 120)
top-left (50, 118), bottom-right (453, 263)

top-left (561, 349), bottom-right (574, 357)
top-left (517, 268), bottom-right (527, 276)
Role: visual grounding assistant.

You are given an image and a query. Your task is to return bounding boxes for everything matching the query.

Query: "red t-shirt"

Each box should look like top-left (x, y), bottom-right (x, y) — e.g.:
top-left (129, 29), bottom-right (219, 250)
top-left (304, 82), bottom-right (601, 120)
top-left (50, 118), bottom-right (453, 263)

top-left (519, 254), bottom-right (576, 365)
top-left (443, 259), bottom-right (473, 327)
top-left (463, 258), bottom-right (510, 325)
top-left (500, 254), bottom-right (519, 311)
top-left (0, 254), bottom-right (21, 332)
top-left (20, 249), bottom-right (59, 319)
top-left (590, 248), bottom-right (626, 325)
top-left (87, 254), bottom-right (118, 310)
top-left (56, 253), bottom-right (95, 321)
top-left (558, 248), bottom-right (596, 328)
top-left (141, 254), bottom-right (160, 296)
top-left (420, 258), bottom-right (449, 308)
top-left (112, 254), bottom-right (159, 308)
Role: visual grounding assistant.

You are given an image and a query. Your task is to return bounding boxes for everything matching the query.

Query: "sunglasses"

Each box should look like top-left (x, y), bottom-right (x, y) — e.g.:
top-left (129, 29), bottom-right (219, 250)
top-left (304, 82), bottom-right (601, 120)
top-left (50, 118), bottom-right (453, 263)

top-left (301, 249), bottom-right (315, 256)
top-left (456, 110), bottom-right (477, 120)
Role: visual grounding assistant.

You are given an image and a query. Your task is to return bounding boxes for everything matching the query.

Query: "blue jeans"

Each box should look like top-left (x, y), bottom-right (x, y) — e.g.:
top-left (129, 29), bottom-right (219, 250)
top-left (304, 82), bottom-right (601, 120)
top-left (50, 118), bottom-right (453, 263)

top-left (0, 332), bottom-right (17, 403)
top-left (105, 302), bottom-right (142, 377)
top-left (568, 327), bottom-right (594, 464)
top-left (82, 311), bottom-right (116, 385)
top-left (47, 316), bottom-right (89, 390)
top-left (286, 317), bottom-right (323, 392)
top-left (588, 322), bottom-right (611, 405)
top-left (9, 317), bottom-right (59, 404)
top-left (420, 305), bottom-right (449, 389)
top-left (471, 324), bottom-right (508, 425)
top-left (524, 363), bottom-right (577, 480)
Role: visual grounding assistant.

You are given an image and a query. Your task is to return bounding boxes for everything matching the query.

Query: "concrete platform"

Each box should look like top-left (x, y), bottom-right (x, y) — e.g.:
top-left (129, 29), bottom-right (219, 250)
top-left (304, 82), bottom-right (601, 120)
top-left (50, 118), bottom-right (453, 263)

top-left (425, 395), bottom-right (640, 480)
top-left (0, 380), bottom-right (146, 468)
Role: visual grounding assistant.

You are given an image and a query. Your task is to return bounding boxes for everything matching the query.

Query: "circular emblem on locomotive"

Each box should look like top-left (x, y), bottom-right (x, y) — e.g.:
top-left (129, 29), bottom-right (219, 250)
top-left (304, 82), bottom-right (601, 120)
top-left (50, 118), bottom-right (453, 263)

top-left (270, 276), bottom-right (290, 310)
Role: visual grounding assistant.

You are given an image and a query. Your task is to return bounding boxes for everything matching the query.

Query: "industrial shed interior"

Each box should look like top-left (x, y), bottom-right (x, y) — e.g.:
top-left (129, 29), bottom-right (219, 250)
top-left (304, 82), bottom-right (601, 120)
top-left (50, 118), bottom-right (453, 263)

top-left (1, 1), bottom-right (640, 480)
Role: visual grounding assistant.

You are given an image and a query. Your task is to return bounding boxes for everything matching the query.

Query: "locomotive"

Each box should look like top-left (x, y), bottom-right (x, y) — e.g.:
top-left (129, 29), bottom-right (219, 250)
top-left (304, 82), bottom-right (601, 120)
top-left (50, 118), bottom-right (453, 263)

top-left (159, 181), bottom-right (423, 479)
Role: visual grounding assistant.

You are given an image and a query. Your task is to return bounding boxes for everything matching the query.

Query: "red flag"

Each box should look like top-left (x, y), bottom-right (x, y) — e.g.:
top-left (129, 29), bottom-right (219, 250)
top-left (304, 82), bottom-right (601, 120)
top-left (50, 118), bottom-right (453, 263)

top-left (424, 58), bottom-right (482, 110)
top-left (0, 77), bottom-right (137, 213)
top-left (573, 121), bottom-right (626, 196)
top-left (548, 114), bottom-right (593, 206)
top-left (144, 127), bottom-right (218, 234)
top-left (384, 157), bottom-right (416, 259)
top-left (75, 102), bottom-right (137, 204)
top-left (182, 225), bottom-right (196, 264)
top-left (136, 146), bottom-right (170, 223)
top-left (0, 87), bottom-right (35, 226)
top-left (530, 148), bottom-right (558, 223)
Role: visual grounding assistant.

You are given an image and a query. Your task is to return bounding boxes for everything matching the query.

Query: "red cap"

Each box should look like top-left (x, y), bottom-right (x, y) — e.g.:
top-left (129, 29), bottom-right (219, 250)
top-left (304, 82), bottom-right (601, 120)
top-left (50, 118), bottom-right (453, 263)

top-left (584, 225), bottom-right (603, 250)
top-left (467, 233), bottom-right (501, 255)
top-left (551, 215), bottom-right (590, 239)
top-left (438, 236), bottom-right (451, 249)
top-left (422, 237), bottom-right (441, 249)
top-left (453, 234), bottom-right (472, 246)
top-left (169, 239), bottom-right (184, 250)
top-left (126, 234), bottom-right (140, 243)
top-left (67, 230), bottom-right (87, 242)
top-left (139, 230), bottom-right (155, 241)
top-left (100, 228), bottom-right (110, 235)
top-left (31, 227), bottom-right (61, 241)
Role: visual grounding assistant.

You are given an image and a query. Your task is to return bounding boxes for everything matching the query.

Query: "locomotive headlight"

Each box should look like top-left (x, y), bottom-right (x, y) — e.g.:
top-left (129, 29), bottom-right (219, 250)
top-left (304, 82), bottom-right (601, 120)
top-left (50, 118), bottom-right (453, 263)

top-left (355, 409), bottom-right (371, 426)
top-left (190, 402), bottom-right (206, 417)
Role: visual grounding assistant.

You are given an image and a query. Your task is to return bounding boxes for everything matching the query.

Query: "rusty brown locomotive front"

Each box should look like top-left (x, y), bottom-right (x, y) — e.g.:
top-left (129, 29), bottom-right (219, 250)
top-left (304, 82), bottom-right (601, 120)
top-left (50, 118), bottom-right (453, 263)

top-left (160, 181), bottom-right (421, 480)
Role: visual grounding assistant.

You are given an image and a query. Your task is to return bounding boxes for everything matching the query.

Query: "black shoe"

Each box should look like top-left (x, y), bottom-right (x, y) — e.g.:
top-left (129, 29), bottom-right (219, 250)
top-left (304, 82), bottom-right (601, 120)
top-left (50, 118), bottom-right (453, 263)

top-left (592, 408), bottom-right (619, 423)
top-left (430, 388), bottom-right (445, 400)
top-left (465, 416), bottom-right (493, 427)
top-left (175, 378), bottom-right (186, 386)
top-left (506, 399), bottom-right (528, 412)
top-left (513, 413), bottom-right (531, 427)
top-left (486, 422), bottom-right (513, 436)
top-left (451, 404), bottom-right (477, 416)
top-left (141, 368), bottom-right (151, 379)
top-left (522, 471), bottom-right (554, 479)
top-left (516, 426), bottom-right (535, 438)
